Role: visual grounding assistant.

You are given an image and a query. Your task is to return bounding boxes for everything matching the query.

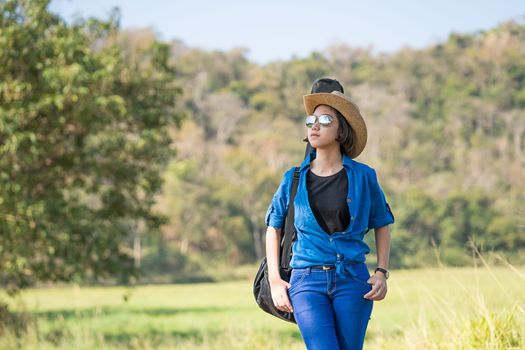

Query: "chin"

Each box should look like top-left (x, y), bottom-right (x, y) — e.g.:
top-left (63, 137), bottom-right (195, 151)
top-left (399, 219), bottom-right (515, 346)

top-left (309, 138), bottom-right (325, 147)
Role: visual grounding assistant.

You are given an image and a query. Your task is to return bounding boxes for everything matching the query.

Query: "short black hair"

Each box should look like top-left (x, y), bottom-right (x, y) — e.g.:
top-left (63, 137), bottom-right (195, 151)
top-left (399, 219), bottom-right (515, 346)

top-left (334, 110), bottom-right (356, 157)
top-left (310, 78), bottom-right (344, 94)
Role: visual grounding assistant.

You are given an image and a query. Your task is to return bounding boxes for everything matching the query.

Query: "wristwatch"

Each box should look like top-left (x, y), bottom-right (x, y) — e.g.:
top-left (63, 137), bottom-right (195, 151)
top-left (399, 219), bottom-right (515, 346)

top-left (374, 267), bottom-right (389, 279)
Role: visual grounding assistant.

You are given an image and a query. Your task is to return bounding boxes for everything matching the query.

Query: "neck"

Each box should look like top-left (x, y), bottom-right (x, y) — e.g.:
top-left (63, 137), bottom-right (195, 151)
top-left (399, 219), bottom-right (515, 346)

top-left (311, 145), bottom-right (343, 176)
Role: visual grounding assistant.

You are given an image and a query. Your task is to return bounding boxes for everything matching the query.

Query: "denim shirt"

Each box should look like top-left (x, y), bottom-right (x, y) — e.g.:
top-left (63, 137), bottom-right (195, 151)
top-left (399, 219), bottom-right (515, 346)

top-left (264, 150), bottom-right (395, 279)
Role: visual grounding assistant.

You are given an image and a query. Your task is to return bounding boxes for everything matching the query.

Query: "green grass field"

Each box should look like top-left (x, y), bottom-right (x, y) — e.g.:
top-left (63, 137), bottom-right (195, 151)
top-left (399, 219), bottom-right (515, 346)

top-left (1, 262), bottom-right (524, 350)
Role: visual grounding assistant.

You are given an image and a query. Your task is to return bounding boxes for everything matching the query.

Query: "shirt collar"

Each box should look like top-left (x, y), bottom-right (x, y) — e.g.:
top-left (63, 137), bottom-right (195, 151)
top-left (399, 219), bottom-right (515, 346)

top-left (299, 149), bottom-right (354, 172)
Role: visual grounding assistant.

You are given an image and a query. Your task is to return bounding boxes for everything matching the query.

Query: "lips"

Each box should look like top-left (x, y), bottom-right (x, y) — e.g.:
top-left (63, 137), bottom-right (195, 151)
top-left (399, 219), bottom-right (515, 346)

top-left (310, 134), bottom-right (320, 137)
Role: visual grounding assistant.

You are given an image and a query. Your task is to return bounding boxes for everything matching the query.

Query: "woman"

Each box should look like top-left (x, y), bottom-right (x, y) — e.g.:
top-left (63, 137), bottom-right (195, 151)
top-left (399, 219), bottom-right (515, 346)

top-left (264, 78), bottom-right (395, 350)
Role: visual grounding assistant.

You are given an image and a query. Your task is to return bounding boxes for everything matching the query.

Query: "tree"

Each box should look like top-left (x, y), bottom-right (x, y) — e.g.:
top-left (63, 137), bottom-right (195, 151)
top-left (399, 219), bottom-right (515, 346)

top-left (0, 0), bottom-right (183, 294)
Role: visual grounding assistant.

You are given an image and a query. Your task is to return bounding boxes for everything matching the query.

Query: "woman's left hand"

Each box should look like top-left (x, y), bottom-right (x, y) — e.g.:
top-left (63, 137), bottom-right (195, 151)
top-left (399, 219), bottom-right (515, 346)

top-left (363, 273), bottom-right (387, 301)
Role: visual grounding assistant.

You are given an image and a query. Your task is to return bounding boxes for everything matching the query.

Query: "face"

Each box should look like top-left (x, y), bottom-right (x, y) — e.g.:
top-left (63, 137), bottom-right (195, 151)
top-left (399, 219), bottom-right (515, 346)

top-left (306, 104), bottom-right (340, 149)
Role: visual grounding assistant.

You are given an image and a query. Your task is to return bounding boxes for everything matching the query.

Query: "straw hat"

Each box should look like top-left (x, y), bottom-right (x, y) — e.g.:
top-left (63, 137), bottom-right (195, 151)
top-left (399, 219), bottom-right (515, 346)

top-left (303, 91), bottom-right (368, 159)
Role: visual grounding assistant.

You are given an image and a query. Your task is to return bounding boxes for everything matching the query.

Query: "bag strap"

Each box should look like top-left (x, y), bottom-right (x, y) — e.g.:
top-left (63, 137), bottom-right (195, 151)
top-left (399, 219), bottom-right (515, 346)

top-left (280, 167), bottom-right (300, 269)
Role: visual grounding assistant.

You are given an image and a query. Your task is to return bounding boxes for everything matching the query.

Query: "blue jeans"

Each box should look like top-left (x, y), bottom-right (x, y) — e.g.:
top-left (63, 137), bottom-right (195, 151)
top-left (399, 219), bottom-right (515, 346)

top-left (288, 263), bottom-right (374, 350)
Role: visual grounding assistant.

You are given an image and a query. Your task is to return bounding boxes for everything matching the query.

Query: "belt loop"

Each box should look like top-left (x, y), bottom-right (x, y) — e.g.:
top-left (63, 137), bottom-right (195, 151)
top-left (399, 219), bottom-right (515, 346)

top-left (306, 266), bottom-right (311, 275)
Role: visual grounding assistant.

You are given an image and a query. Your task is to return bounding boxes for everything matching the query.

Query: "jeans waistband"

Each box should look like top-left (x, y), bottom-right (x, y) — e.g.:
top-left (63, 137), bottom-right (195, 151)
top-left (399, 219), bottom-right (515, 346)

top-left (294, 260), bottom-right (365, 279)
top-left (311, 265), bottom-right (336, 270)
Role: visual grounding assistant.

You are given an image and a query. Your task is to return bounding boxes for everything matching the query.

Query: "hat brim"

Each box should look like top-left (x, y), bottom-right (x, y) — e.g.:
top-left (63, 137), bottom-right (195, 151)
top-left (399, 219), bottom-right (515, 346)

top-left (303, 91), bottom-right (367, 158)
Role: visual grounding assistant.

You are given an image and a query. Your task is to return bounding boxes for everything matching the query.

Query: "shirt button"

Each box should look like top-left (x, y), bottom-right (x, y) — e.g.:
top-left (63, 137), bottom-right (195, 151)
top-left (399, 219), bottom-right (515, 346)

top-left (337, 254), bottom-right (340, 258)
top-left (329, 238), bottom-right (333, 242)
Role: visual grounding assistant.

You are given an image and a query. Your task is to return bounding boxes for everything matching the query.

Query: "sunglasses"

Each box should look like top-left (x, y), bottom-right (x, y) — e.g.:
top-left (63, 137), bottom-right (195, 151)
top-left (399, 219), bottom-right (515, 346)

top-left (305, 114), bottom-right (334, 128)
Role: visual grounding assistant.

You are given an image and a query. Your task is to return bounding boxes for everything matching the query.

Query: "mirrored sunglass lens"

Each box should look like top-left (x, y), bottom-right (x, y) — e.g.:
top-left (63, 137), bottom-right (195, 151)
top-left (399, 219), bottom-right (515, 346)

top-left (305, 115), bottom-right (316, 127)
top-left (319, 115), bottom-right (333, 124)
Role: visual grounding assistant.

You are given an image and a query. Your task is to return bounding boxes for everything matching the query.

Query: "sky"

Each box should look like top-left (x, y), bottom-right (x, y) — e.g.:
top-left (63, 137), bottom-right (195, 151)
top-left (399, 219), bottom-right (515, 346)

top-left (50, 0), bottom-right (525, 65)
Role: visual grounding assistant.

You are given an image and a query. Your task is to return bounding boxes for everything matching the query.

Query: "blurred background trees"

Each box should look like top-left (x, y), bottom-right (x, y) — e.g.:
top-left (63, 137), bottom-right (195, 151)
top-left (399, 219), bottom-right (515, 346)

top-left (165, 18), bottom-right (525, 274)
top-left (1, 0), bottom-right (524, 291)
top-left (0, 0), bottom-right (183, 293)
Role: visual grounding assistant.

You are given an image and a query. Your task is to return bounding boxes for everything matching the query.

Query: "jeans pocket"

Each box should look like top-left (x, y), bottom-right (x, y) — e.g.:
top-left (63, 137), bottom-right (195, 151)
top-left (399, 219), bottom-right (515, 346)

top-left (352, 275), bottom-right (371, 287)
top-left (288, 269), bottom-right (308, 293)
top-left (352, 268), bottom-right (372, 288)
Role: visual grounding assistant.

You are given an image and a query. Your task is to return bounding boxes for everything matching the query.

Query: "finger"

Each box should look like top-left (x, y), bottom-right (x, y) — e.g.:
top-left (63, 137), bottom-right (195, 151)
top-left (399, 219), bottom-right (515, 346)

top-left (373, 292), bottom-right (384, 301)
top-left (363, 287), bottom-right (373, 299)
top-left (275, 295), bottom-right (285, 308)
top-left (365, 284), bottom-right (383, 299)
top-left (373, 286), bottom-right (387, 300)
top-left (277, 293), bottom-right (293, 312)
top-left (278, 302), bottom-right (289, 312)
top-left (373, 288), bottom-right (383, 300)
top-left (363, 284), bottom-right (379, 299)
top-left (277, 303), bottom-right (290, 313)
top-left (284, 296), bottom-right (294, 312)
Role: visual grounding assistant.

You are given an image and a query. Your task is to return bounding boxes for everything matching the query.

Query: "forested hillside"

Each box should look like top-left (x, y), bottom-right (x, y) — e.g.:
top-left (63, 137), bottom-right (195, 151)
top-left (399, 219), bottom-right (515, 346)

top-left (2, 1), bottom-right (523, 289)
top-left (155, 20), bottom-right (525, 278)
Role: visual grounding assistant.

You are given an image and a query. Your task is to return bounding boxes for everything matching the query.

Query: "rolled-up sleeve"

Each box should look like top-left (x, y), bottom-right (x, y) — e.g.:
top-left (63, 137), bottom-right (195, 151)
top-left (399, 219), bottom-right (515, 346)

top-left (368, 168), bottom-right (395, 229)
top-left (264, 167), bottom-right (295, 229)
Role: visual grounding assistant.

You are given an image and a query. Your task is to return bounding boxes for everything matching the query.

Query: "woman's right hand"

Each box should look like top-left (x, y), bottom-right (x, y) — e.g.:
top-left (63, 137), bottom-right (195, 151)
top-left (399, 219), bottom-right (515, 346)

top-left (269, 278), bottom-right (294, 313)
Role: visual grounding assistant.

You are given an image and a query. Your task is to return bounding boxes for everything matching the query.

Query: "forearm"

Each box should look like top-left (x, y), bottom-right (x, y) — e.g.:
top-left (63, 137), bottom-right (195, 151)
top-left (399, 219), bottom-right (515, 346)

top-left (374, 225), bottom-right (391, 270)
top-left (265, 226), bottom-right (282, 283)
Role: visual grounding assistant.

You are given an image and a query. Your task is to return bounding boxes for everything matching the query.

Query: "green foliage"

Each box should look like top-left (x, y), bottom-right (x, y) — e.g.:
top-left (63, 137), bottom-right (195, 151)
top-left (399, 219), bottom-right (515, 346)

top-left (0, 0), bottom-right (183, 293)
top-left (164, 17), bottom-right (525, 274)
top-left (2, 1), bottom-right (525, 287)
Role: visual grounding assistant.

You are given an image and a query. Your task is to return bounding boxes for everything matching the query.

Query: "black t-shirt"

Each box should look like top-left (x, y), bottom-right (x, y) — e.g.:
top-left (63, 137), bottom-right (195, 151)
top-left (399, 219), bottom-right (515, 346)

top-left (306, 168), bottom-right (350, 235)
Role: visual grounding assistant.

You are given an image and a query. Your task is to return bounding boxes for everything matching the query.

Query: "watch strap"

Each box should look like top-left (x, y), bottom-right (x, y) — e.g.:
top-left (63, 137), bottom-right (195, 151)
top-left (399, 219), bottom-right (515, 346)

top-left (374, 267), bottom-right (389, 278)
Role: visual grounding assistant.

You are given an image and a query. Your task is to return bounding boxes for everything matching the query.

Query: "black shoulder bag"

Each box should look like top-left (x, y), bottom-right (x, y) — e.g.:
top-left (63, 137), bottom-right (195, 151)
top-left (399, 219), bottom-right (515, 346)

top-left (253, 167), bottom-right (300, 323)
